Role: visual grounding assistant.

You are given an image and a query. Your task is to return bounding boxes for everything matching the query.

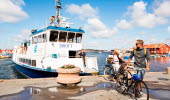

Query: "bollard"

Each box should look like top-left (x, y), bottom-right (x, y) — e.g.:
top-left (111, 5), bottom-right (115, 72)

top-left (166, 67), bottom-right (170, 75)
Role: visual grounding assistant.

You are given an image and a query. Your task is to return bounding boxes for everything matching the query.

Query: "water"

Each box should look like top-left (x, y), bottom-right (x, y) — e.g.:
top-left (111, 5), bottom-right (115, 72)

top-left (0, 58), bottom-right (26, 79)
top-left (1, 52), bottom-right (170, 79)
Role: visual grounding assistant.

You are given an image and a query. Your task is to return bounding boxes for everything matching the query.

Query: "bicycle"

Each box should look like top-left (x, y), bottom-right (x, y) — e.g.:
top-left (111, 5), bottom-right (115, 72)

top-left (103, 63), bottom-right (132, 82)
top-left (115, 67), bottom-right (149, 100)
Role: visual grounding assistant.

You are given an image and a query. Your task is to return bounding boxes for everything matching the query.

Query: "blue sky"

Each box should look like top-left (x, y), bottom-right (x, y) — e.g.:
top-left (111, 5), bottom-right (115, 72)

top-left (0, 0), bottom-right (170, 50)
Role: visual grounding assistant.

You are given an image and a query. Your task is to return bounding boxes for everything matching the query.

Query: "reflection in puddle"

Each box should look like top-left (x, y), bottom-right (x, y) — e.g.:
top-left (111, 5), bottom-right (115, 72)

top-left (30, 88), bottom-right (41, 95)
top-left (0, 82), bottom-right (114, 100)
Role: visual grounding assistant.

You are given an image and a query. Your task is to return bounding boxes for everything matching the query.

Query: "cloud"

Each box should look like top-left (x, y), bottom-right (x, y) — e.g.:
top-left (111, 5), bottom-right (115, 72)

top-left (66, 4), bottom-right (118, 38)
top-left (0, 0), bottom-right (28, 23)
top-left (66, 4), bottom-right (98, 20)
top-left (85, 18), bottom-right (118, 38)
top-left (154, 0), bottom-right (170, 17)
top-left (168, 26), bottom-right (170, 33)
top-left (116, 19), bottom-right (132, 30)
top-left (14, 29), bottom-right (31, 42)
top-left (128, 1), bottom-right (168, 28)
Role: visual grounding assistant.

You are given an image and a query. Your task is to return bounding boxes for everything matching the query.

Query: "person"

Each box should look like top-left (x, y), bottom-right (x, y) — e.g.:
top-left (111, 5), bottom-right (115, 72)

top-left (78, 49), bottom-right (86, 67)
top-left (111, 49), bottom-right (125, 73)
top-left (24, 41), bottom-right (27, 53)
top-left (125, 39), bottom-right (150, 98)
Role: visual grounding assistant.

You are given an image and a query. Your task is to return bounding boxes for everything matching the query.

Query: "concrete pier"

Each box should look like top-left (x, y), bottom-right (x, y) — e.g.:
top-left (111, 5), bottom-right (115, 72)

top-left (0, 72), bottom-right (170, 100)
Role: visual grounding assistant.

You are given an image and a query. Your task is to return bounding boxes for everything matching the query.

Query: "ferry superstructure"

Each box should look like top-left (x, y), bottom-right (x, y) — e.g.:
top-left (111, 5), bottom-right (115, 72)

top-left (12, 0), bottom-right (98, 78)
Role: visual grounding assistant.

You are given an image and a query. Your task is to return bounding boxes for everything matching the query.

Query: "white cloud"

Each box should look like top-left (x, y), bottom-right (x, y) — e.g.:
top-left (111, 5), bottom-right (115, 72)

top-left (66, 4), bottom-right (118, 38)
top-left (154, 0), bottom-right (170, 17)
top-left (168, 26), bottom-right (170, 33)
top-left (14, 29), bottom-right (31, 42)
top-left (66, 4), bottom-right (98, 20)
top-left (128, 1), bottom-right (168, 28)
top-left (0, 0), bottom-right (28, 23)
top-left (116, 19), bottom-right (132, 30)
top-left (85, 18), bottom-right (118, 38)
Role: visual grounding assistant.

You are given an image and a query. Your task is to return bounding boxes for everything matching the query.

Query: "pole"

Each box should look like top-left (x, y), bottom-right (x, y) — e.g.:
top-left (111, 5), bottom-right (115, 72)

top-left (56, 0), bottom-right (61, 26)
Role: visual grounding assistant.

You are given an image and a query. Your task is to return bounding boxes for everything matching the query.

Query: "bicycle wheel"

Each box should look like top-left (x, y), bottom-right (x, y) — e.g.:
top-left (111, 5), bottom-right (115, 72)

top-left (115, 70), bottom-right (133, 93)
top-left (115, 73), bottom-right (126, 93)
top-left (133, 81), bottom-right (149, 100)
top-left (103, 66), bottom-right (114, 81)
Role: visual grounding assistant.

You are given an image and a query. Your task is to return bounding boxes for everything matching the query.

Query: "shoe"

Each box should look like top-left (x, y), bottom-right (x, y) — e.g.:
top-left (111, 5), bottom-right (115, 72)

top-left (135, 90), bottom-right (142, 98)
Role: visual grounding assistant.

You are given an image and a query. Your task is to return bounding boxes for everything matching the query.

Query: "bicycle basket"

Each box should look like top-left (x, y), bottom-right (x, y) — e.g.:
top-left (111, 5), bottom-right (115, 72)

top-left (132, 74), bottom-right (142, 81)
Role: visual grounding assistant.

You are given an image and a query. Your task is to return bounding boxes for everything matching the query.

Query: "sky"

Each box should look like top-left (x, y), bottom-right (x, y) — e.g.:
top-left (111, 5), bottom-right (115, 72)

top-left (0, 0), bottom-right (170, 50)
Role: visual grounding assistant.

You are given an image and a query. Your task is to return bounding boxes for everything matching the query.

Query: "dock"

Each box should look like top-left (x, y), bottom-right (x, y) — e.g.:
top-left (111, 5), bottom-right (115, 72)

top-left (0, 72), bottom-right (170, 100)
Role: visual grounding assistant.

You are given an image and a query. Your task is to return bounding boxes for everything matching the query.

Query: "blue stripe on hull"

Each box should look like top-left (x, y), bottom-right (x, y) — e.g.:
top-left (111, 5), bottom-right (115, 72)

top-left (13, 62), bottom-right (58, 78)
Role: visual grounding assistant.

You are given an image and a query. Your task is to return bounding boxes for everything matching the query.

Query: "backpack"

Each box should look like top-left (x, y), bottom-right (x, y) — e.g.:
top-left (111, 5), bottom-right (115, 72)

top-left (134, 48), bottom-right (147, 56)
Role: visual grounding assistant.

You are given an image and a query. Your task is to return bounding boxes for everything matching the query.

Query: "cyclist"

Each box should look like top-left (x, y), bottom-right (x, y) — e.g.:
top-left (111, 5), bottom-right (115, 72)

top-left (124, 39), bottom-right (150, 98)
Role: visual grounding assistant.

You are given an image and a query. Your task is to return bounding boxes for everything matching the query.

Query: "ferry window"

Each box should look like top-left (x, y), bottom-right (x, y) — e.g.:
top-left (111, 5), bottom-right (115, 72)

top-left (67, 33), bottom-right (75, 43)
top-left (33, 36), bottom-right (38, 44)
top-left (26, 59), bottom-right (28, 64)
top-left (21, 58), bottom-right (23, 63)
top-left (76, 33), bottom-right (82, 43)
top-left (38, 35), bottom-right (41, 43)
top-left (42, 34), bottom-right (47, 42)
top-left (23, 59), bottom-right (25, 63)
top-left (59, 32), bottom-right (67, 42)
top-left (32, 60), bottom-right (36, 67)
top-left (50, 31), bottom-right (58, 42)
top-left (69, 51), bottom-right (76, 58)
top-left (28, 60), bottom-right (31, 65)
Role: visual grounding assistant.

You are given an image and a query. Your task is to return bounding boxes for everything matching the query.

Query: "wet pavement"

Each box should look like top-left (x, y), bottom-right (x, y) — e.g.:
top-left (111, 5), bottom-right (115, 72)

top-left (1, 80), bottom-right (169, 100)
top-left (0, 82), bottom-right (115, 100)
top-left (149, 89), bottom-right (170, 100)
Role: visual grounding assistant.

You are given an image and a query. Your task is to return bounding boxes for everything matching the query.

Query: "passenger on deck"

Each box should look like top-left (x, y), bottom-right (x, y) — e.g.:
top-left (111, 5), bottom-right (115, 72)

top-left (78, 49), bottom-right (86, 67)
top-left (24, 41), bottom-right (27, 54)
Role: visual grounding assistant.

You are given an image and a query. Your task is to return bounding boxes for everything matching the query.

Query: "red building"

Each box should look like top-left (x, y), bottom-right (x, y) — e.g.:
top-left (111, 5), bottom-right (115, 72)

top-left (144, 43), bottom-right (170, 54)
top-left (0, 49), bottom-right (13, 53)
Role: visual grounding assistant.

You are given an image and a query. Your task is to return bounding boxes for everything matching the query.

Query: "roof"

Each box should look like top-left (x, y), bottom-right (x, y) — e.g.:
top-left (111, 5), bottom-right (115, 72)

top-left (145, 43), bottom-right (170, 48)
top-left (32, 26), bottom-right (85, 35)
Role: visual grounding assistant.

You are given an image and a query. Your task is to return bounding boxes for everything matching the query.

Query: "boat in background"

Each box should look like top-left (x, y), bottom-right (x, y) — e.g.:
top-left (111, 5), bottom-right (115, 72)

top-left (12, 0), bottom-right (98, 78)
top-left (0, 49), bottom-right (13, 59)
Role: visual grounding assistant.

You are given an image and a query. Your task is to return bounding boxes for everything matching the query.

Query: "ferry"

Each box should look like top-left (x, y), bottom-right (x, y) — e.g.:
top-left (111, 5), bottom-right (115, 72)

top-left (12, 0), bottom-right (98, 78)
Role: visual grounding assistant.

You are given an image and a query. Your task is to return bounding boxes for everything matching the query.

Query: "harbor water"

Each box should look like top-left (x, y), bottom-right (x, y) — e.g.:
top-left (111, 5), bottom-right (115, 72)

top-left (0, 52), bottom-right (170, 79)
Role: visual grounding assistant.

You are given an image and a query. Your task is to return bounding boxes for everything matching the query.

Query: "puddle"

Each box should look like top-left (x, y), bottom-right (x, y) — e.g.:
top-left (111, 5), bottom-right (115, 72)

top-left (0, 82), bottom-right (169, 100)
top-left (149, 89), bottom-right (170, 100)
top-left (0, 82), bottom-right (115, 100)
top-left (158, 78), bottom-right (170, 81)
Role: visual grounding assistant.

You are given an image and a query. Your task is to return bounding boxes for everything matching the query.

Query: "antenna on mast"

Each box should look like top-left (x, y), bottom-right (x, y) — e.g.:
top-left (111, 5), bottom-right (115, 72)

top-left (56, 0), bottom-right (62, 26)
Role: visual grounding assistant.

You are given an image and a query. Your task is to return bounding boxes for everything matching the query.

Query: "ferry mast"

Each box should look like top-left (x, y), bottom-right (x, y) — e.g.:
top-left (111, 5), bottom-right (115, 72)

top-left (56, 0), bottom-right (62, 26)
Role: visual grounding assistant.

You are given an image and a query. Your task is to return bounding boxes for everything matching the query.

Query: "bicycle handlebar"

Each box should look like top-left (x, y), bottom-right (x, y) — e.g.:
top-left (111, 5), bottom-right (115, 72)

top-left (127, 67), bottom-right (146, 71)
